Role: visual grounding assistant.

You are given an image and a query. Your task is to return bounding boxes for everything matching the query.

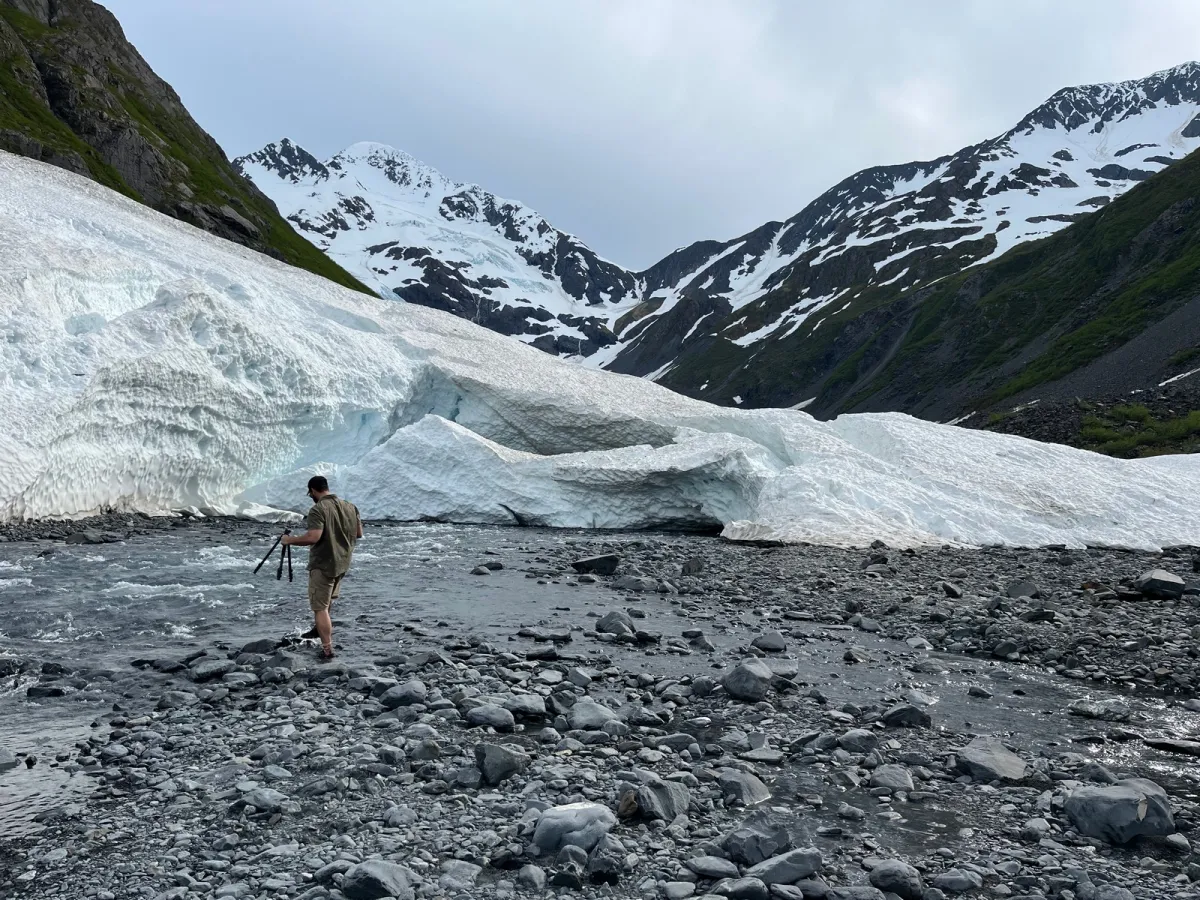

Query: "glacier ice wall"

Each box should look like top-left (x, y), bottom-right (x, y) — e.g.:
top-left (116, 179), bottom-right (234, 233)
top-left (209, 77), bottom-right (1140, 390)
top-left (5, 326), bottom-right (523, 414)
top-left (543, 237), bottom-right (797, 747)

top-left (2, 150), bottom-right (1200, 549)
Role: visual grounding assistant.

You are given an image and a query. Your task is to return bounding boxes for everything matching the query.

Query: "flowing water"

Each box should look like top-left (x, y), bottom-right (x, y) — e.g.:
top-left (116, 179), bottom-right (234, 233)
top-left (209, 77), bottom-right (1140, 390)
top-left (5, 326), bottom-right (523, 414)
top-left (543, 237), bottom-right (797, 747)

top-left (1, 523), bottom-right (1197, 843)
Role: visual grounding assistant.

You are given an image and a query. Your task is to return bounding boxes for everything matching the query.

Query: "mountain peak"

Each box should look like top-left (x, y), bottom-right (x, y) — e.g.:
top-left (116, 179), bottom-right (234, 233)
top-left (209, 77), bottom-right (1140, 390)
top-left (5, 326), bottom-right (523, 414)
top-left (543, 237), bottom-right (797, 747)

top-left (234, 138), bottom-right (329, 183)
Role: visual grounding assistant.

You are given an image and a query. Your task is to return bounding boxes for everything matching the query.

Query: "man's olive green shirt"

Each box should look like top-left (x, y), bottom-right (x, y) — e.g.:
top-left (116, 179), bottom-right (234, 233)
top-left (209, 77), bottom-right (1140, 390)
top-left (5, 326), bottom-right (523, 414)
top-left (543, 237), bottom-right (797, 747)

top-left (306, 494), bottom-right (361, 577)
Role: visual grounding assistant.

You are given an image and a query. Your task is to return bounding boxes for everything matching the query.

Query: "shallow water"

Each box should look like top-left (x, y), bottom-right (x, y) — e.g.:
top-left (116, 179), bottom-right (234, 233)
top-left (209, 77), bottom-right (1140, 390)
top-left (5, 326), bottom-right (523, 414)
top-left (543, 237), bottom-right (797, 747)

top-left (1, 523), bottom-right (1197, 840)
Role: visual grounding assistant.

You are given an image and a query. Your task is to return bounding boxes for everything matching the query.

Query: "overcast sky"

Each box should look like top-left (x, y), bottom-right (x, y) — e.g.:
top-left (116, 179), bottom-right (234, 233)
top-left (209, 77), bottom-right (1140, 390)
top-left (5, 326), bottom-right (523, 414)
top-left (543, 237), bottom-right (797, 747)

top-left (103, 0), bottom-right (1200, 270)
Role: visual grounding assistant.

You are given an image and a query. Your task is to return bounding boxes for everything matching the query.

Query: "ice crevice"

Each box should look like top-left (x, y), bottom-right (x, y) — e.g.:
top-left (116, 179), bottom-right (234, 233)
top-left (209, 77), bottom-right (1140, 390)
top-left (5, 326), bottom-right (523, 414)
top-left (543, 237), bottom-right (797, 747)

top-left (4, 150), bottom-right (1200, 550)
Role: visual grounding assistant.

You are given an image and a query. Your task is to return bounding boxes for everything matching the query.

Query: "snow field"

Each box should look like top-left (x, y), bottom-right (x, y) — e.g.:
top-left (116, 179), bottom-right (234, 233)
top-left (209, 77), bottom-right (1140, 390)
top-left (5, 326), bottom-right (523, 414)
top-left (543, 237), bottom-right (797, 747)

top-left (3, 150), bottom-right (1200, 549)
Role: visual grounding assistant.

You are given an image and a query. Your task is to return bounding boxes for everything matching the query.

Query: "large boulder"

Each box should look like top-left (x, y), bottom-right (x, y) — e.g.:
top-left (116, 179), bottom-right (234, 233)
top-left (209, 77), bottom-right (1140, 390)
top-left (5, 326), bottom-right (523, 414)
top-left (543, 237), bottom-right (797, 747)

top-left (719, 768), bottom-right (771, 806)
top-left (532, 803), bottom-right (617, 853)
top-left (342, 860), bottom-right (414, 900)
top-left (596, 610), bottom-right (635, 635)
top-left (956, 736), bottom-right (1026, 782)
top-left (869, 859), bottom-right (923, 900)
top-left (474, 743), bottom-right (529, 785)
top-left (571, 554), bottom-right (620, 576)
top-left (1134, 569), bottom-right (1185, 598)
top-left (744, 847), bottom-right (822, 884)
top-left (880, 703), bottom-right (930, 728)
top-left (722, 812), bottom-right (795, 866)
top-left (869, 764), bottom-right (914, 793)
top-left (1064, 778), bottom-right (1174, 844)
top-left (567, 699), bottom-right (620, 731)
top-left (380, 680), bottom-right (427, 710)
top-left (723, 658), bottom-right (773, 702)
top-left (635, 775), bottom-right (691, 821)
top-left (465, 704), bottom-right (516, 731)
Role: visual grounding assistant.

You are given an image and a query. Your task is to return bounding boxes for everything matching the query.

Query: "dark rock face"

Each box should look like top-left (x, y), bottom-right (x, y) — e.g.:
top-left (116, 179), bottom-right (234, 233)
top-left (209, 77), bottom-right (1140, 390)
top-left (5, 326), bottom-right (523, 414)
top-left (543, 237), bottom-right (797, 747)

top-left (1064, 778), bottom-right (1175, 844)
top-left (0, 0), bottom-right (365, 291)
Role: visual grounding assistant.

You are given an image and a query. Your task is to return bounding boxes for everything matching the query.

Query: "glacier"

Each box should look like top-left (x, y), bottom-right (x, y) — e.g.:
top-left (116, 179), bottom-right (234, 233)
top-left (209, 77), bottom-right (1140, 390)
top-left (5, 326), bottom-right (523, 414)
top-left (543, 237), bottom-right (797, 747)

top-left (3, 149), bottom-right (1200, 550)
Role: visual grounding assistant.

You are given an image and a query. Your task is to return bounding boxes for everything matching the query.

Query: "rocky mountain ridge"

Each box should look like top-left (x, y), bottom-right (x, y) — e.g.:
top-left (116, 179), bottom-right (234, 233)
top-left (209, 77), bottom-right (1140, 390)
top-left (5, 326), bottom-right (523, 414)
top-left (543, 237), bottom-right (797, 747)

top-left (238, 64), bottom-right (1200, 419)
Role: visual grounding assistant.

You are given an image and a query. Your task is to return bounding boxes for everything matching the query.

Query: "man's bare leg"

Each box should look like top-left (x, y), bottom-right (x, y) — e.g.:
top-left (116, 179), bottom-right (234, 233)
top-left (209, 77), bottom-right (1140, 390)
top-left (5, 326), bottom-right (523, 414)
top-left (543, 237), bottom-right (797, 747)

top-left (314, 609), bottom-right (333, 655)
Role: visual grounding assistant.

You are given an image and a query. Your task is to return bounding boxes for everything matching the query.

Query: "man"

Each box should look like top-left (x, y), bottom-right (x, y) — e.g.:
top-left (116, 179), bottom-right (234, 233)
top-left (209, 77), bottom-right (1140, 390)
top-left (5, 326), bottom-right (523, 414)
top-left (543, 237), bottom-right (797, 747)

top-left (282, 476), bottom-right (363, 659)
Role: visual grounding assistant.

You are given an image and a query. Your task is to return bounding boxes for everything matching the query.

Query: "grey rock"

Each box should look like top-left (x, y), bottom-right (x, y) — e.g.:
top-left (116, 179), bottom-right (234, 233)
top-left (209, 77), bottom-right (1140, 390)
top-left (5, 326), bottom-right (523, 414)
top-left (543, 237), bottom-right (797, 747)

top-left (868, 859), bottom-right (923, 900)
top-left (869, 764), bottom-right (914, 792)
top-left (686, 855), bottom-right (740, 879)
top-left (636, 775), bottom-right (691, 820)
top-left (665, 883), bottom-right (697, 900)
top-left (475, 743), bottom-right (529, 785)
top-left (189, 659), bottom-right (235, 682)
top-left (568, 699), bottom-right (619, 730)
top-left (1064, 778), bottom-right (1175, 844)
top-left (720, 768), bottom-right (772, 805)
top-left (439, 860), bottom-right (482, 892)
top-left (465, 703), bottom-right (516, 731)
top-left (956, 736), bottom-right (1026, 782)
top-left (241, 788), bottom-right (288, 813)
top-left (880, 703), bottom-right (930, 728)
top-left (1006, 581), bottom-right (1040, 599)
top-left (380, 680), bottom-right (427, 709)
top-left (751, 631), bottom-right (787, 652)
top-left (0, 749), bottom-right (18, 772)
top-left (723, 658), bottom-right (774, 702)
top-left (837, 728), bottom-right (877, 753)
top-left (723, 812), bottom-right (795, 866)
top-left (596, 610), bottom-right (635, 635)
top-left (503, 693), bottom-right (547, 721)
top-left (342, 860), bottom-right (414, 900)
top-left (517, 865), bottom-right (546, 890)
top-left (532, 802), bottom-right (617, 853)
top-left (1069, 698), bottom-right (1131, 722)
top-left (723, 877), bottom-right (770, 900)
top-left (586, 834), bottom-right (624, 885)
top-left (571, 554), bottom-right (619, 576)
top-left (930, 869), bottom-right (983, 893)
top-left (745, 847), bottom-right (822, 884)
top-left (1135, 568), bottom-right (1185, 598)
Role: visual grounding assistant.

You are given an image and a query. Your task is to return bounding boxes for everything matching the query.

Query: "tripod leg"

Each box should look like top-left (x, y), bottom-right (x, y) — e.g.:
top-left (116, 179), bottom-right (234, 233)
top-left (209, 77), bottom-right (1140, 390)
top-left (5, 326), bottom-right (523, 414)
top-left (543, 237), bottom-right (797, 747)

top-left (254, 534), bottom-right (284, 574)
top-left (277, 541), bottom-right (286, 580)
top-left (287, 545), bottom-right (294, 582)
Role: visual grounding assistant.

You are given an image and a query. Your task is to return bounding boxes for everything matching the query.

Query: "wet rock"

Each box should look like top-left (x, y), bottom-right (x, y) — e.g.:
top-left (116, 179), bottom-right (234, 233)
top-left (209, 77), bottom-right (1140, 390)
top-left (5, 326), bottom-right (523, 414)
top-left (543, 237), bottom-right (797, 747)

top-left (745, 847), bottom-right (822, 884)
top-left (686, 856), bottom-right (740, 879)
top-left (1064, 778), bottom-right (1175, 844)
top-left (571, 554), bottom-right (619, 576)
top-left (342, 860), bottom-right (414, 900)
top-left (596, 610), bottom-right (635, 635)
top-left (635, 775), bottom-right (691, 820)
top-left (239, 637), bottom-right (279, 655)
top-left (720, 768), bottom-right (772, 805)
top-left (722, 877), bottom-right (770, 900)
top-left (838, 728), bottom-right (877, 753)
top-left (189, 659), bottom-right (235, 682)
top-left (568, 699), bottom-right (619, 730)
top-left (956, 736), bottom-right (1026, 782)
top-left (1135, 569), bottom-right (1185, 598)
top-left (241, 788), bottom-right (288, 813)
top-left (475, 743), bottom-right (529, 785)
top-left (533, 802), bottom-right (617, 853)
top-left (1070, 697), bottom-right (1131, 721)
top-left (930, 869), bottom-right (983, 893)
top-left (586, 834), bottom-right (624, 885)
top-left (503, 693), bottom-right (547, 721)
top-left (1143, 737), bottom-right (1200, 757)
top-left (380, 680), bottom-right (427, 709)
top-left (0, 748), bottom-right (18, 772)
top-left (439, 860), bottom-right (481, 892)
top-left (1006, 580), bottom-right (1040, 599)
top-left (723, 658), bottom-right (773, 702)
top-left (869, 764), bottom-right (914, 792)
top-left (880, 703), bottom-right (930, 728)
top-left (723, 812), bottom-right (794, 865)
top-left (466, 703), bottom-right (516, 731)
top-left (868, 859), bottom-right (923, 900)
top-left (751, 631), bottom-right (787, 652)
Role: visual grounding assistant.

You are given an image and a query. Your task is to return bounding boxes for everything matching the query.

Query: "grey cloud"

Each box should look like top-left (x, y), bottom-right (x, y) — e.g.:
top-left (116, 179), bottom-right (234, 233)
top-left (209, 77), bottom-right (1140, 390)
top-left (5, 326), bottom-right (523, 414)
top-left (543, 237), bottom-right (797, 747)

top-left (104, 0), bottom-right (1200, 268)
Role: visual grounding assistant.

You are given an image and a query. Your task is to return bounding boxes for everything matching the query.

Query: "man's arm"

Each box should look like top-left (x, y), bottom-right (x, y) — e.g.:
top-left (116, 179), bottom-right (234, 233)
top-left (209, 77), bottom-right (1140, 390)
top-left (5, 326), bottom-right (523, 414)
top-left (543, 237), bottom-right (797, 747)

top-left (356, 508), bottom-right (363, 539)
top-left (283, 528), bottom-right (323, 547)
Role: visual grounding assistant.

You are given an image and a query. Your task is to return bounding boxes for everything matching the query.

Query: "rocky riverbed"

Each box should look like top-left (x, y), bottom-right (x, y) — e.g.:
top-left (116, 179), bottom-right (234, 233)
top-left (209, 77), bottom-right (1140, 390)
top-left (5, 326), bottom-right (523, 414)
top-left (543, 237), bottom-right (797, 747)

top-left (2, 521), bottom-right (1200, 900)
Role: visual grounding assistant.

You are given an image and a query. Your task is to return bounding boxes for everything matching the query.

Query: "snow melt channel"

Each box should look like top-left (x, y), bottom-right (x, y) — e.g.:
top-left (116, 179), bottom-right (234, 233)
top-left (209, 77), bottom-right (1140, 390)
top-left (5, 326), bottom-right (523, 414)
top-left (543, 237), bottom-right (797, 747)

top-left (2, 151), bottom-right (1200, 549)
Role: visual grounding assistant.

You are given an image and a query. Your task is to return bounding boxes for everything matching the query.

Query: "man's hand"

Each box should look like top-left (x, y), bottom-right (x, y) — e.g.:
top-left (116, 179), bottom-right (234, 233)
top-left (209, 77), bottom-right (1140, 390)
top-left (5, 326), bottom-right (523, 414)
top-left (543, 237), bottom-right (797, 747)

top-left (283, 528), bottom-right (324, 547)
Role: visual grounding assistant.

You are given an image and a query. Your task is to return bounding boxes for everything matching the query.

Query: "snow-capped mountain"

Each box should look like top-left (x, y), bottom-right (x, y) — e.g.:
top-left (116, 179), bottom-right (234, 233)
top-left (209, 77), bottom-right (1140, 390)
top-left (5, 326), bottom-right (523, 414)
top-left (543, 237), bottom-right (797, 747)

top-left (234, 140), bottom-right (640, 356)
top-left (608, 61), bottom-right (1200, 384)
top-left (237, 62), bottom-right (1200, 406)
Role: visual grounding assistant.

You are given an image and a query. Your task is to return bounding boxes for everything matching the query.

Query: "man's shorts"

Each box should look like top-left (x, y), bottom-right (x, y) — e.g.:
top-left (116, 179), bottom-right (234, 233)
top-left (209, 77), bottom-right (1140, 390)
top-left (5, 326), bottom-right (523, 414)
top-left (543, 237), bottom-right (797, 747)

top-left (308, 568), bottom-right (344, 612)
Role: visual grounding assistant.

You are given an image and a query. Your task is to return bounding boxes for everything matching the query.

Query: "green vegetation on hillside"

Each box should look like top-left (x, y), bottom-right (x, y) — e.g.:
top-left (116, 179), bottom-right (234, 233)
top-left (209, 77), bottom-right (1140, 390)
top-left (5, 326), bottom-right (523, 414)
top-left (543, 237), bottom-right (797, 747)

top-left (0, 2), bottom-right (370, 294)
top-left (1077, 403), bottom-right (1200, 457)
